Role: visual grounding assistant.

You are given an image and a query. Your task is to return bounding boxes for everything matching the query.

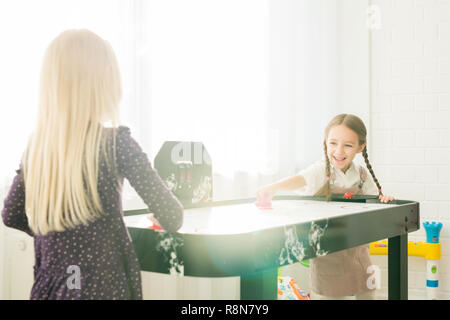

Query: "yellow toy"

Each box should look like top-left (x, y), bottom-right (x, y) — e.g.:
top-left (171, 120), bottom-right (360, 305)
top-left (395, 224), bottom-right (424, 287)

top-left (370, 221), bottom-right (442, 300)
top-left (370, 240), bottom-right (441, 260)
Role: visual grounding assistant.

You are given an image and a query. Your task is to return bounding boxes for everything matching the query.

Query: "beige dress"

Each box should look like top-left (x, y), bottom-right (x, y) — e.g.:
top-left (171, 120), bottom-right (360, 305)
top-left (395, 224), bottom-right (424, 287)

top-left (309, 166), bottom-right (376, 297)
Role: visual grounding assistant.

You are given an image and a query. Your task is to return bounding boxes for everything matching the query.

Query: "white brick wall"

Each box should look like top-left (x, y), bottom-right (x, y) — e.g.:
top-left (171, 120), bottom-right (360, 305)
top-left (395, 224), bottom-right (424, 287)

top-left (372, 0), bottom-right (450, 299)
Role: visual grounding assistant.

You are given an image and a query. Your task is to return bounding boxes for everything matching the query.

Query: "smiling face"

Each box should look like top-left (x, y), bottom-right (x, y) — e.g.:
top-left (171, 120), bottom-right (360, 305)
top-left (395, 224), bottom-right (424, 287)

top-left (326, 124), bottom-right (365, 173)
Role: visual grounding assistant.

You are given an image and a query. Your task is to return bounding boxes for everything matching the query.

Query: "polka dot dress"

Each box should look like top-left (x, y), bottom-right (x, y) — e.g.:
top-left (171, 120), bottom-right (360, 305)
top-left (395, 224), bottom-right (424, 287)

top-left (1, 126), bottom-right (184, 300)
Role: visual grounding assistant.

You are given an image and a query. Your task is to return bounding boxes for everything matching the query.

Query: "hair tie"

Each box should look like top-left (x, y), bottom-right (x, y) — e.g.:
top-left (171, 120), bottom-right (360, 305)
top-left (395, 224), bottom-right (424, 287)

top-left (326, 176), bottom-right (330, 181)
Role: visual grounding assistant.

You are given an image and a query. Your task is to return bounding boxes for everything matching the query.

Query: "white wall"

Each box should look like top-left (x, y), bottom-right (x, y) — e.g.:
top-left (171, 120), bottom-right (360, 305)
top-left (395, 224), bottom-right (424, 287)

top-left (371, 0), bottom-right (450, 300)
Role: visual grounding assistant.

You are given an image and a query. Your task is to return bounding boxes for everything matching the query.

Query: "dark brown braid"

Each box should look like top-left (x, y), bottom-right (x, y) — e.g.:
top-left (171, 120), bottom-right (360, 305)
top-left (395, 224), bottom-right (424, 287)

top-left (362, 146), bottom-right (383, 196)
top-left (314, 140), bottom-right (332, 201)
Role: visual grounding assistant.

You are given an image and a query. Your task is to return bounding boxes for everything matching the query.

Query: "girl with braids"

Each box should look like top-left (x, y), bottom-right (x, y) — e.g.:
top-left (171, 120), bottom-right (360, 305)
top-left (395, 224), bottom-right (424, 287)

top-left (256, 113), bottom-right (394, 300)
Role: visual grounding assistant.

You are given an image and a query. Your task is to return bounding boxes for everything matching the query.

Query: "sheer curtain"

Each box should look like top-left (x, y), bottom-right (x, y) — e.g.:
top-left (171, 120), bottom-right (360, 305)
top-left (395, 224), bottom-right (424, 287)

top-left (126, 0), bottom-right (370, 204)
top-left (0, 0), bottom-right (139, 183)
top-left (135, 0), bottom-right (272, 203)
top-left (0, 0), bottom-right (370, 208)
top-left (294, 0), bottom-right (371, 172)
top-left (0, 0), bottom-right (370, 206)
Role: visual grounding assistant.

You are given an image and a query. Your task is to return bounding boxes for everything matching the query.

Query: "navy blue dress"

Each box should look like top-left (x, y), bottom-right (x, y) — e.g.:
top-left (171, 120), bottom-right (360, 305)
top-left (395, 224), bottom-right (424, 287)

top-left (2, 126), bottom-right (184, 300)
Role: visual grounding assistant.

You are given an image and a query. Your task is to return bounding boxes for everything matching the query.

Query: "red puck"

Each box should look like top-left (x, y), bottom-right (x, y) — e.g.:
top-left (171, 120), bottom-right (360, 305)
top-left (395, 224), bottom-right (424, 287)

top-left (344, 192), bottom-right (354, 199)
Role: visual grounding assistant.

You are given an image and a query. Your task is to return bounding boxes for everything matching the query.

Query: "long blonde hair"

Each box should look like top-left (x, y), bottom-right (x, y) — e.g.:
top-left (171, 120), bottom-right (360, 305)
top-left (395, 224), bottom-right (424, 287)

top-left (314, 114), bottom-right (383, 200)
top-left (22, 29), bottom-right (122, 235)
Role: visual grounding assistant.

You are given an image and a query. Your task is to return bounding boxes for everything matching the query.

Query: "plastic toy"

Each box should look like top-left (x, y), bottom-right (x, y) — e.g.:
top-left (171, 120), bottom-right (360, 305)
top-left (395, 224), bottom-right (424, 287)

top-left (147, 224), bottom-right (164, 231)
top-left (423, 221), bottom-right (442, 300)
top-left (370, 221), bottom-right (442, 300)
top-left (277, 276), bottom-right (310, 300)
top-left (255, 194), bottom-right (273, 209)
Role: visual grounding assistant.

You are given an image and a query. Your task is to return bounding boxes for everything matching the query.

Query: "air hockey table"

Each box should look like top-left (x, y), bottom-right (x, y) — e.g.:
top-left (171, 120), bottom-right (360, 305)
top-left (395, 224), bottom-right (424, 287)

top-left (124, 195), bottom-right (419, 300)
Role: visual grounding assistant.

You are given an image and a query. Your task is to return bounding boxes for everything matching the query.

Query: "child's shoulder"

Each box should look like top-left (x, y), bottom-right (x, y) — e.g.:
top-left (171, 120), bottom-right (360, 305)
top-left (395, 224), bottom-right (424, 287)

top-left (117, 125), bottom-right (131, 135)
top-left (100, 126), bottom-right (134, 152)
top-left (102, 125), bottom-right (132, 140)
top-left (110, 125), bottom-right (131, 136)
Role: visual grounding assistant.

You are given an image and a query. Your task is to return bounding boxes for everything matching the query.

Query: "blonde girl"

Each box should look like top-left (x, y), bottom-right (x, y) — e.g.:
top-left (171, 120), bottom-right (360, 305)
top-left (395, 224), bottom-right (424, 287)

top-left (2, 29), bottom-right (183, 300)
top-left (256, 113), bottom-right (394, 300)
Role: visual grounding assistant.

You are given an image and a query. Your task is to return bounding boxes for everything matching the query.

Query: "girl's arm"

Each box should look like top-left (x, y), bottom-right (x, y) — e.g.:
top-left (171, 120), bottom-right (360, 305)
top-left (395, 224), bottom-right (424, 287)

top-left (1, 168), bottom-right (34, 236)
top-left (256, 175), bottom-right (306, 201)
top-left (116, 127), bottom-right (184, 232)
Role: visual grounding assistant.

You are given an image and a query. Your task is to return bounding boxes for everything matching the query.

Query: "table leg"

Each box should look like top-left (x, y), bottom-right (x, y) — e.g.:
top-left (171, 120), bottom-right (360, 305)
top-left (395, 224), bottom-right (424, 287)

top-left (240, 268), bottom-right (278, 300)
top-left (388, 234), bottom-right (408, 300)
